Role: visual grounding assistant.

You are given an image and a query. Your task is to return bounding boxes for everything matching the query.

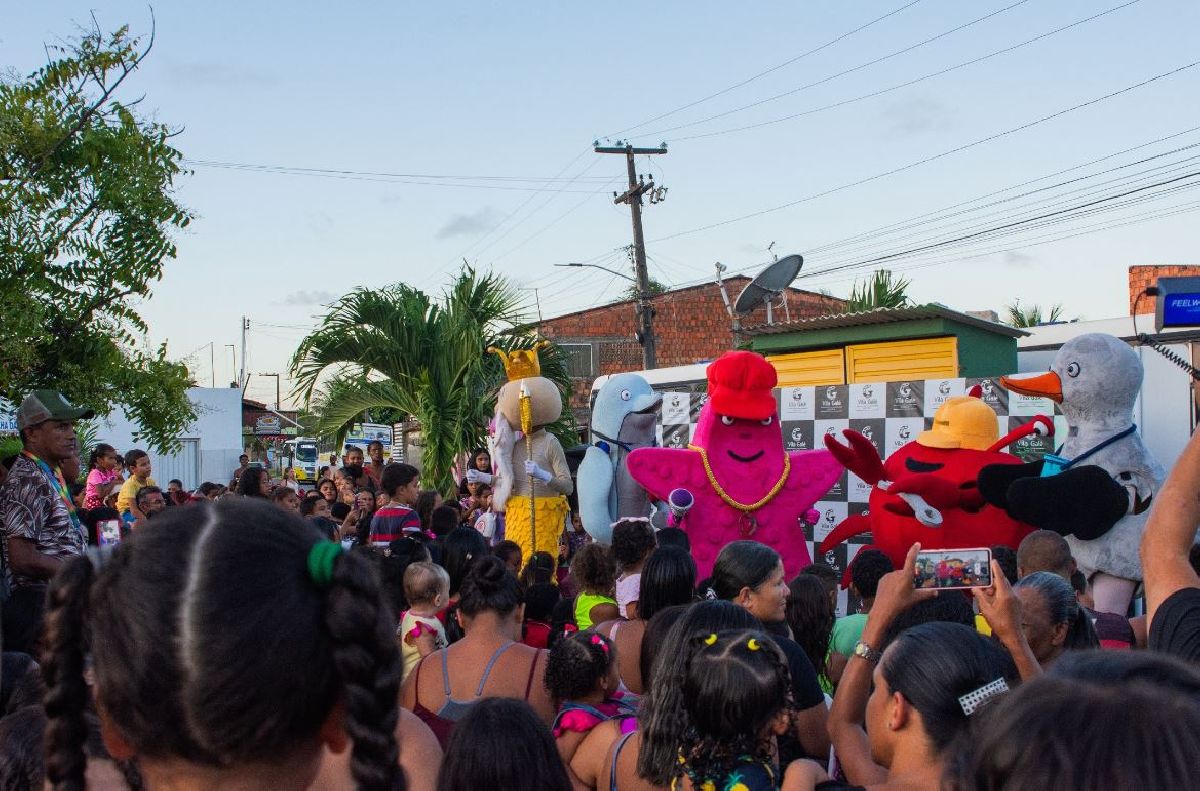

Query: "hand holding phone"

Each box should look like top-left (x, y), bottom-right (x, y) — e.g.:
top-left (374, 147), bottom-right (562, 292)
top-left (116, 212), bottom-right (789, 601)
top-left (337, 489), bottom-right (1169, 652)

top-left (913, 548), bottom-right (993, 590)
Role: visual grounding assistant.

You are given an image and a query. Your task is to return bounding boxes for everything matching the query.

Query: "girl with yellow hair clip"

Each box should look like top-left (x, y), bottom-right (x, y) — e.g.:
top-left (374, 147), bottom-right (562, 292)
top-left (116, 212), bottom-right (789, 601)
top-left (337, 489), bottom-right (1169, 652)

top-left (670, 629), bottom-right (810, 791)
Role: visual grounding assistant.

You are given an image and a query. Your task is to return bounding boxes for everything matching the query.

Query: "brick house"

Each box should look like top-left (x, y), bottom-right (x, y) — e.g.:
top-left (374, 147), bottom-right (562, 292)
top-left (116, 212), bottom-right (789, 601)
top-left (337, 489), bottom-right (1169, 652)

top-left (1129, 265), bottom-right (1200, 314)
top-left (538, 277), bottom-right (844, 426)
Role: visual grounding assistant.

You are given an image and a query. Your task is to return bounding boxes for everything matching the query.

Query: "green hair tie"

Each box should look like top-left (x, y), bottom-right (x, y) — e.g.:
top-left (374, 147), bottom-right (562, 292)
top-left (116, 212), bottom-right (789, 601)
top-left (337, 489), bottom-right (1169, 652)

top-left (307, 541), bottom-right (343, 588)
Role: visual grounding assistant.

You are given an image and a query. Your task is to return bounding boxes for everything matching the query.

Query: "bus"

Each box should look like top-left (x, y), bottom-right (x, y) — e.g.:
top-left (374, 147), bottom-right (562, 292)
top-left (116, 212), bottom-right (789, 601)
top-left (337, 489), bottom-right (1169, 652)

top-left (283, 438), bottom-right (320, 488)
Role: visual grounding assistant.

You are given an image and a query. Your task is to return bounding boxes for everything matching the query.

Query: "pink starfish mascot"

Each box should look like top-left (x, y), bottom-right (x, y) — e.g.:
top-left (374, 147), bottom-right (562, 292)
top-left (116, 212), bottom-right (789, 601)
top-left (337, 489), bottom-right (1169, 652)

top-left (627, 351), bottom-right (842, 578)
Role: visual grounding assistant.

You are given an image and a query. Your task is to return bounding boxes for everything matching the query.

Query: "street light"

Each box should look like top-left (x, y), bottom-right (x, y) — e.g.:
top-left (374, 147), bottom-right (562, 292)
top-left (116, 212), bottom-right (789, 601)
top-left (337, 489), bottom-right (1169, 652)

top-left (554, 261), bottom-right (656, 370)
top-left (554, 261), bottom-right (636, 283)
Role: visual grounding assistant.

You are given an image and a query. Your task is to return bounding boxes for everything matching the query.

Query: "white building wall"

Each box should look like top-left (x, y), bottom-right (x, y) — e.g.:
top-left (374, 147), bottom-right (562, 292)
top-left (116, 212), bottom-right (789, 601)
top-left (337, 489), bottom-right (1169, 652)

top-left (95, 387), bottom-right (244, 489)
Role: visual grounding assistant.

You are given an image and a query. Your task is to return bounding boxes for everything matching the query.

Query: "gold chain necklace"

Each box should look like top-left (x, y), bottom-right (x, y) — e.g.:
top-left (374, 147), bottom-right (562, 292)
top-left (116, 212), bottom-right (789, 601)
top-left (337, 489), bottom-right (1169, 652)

top-left (688, 444), bottom-right (791, 512)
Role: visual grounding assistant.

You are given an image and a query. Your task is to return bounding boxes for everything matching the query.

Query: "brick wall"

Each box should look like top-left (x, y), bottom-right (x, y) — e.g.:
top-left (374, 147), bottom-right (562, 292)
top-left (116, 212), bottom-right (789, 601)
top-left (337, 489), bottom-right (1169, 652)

top-left (541, 278), bottom-right (844, 419)
top-left (1129, 265), bottom-right (1200, 314)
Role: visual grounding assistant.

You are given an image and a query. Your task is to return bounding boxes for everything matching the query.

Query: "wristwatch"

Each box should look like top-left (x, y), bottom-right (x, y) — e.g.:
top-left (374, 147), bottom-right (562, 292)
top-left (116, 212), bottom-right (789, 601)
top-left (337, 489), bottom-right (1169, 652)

top-left (853, 639), bottom-right (882, 665)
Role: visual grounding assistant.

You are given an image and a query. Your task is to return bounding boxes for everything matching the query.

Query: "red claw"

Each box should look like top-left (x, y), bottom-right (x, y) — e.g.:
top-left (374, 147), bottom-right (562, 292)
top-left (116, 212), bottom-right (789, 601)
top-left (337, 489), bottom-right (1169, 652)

top-left (824, 430), bottom-right (885, 485)
top-left (889, 474), bottom-right (963, 511)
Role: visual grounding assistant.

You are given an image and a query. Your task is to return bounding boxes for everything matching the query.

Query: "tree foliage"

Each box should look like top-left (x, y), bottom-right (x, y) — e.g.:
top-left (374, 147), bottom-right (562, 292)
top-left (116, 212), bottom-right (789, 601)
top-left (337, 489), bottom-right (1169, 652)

top-left (843, 269), bottom-right (912, 312)
top-left (291, 267), bottom-right (576, 495)
top-left (1005, 301), bottom-right (1066, 328)
top-left (0, 19), bottom-right (195, 452)
top-left (621, 277), bottom-right (669, 302)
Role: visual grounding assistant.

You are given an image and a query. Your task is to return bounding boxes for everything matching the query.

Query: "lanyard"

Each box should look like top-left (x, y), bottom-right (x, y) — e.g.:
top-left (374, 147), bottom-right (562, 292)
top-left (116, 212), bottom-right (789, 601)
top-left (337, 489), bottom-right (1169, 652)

top-left (22, 452), bottom-right (84, 536)
top-left (1055, 424), bottom-right (1137, 470)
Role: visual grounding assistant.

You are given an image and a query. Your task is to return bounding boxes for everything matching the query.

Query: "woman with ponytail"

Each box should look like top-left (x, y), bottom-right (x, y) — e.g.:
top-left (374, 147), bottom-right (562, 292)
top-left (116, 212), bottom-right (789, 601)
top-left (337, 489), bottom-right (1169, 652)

top-left (1013, 571), bottom-right (1101, 667)
top-left (41, 497), bottom-right (439, 790)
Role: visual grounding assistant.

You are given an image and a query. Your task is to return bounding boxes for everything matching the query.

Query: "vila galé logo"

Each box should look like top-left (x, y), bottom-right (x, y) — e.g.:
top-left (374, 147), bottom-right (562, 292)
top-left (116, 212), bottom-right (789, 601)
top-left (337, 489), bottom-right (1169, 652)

top-left (898, 425), bottom-right (912, 442)
top-left (790, 427), bottom-right (805, 442)
top-left (824, 509), bottom-right (838, 525)
top-left (860, 425), bottom-right (874, 441)
top-left (822, 386), bottom-right (843, 408)
top-left (670, 395), bottom-right (682, 408)
top-left (939, 381), bottom-right (952, 395)
top-left (894, 383), bottom-right (919, 407)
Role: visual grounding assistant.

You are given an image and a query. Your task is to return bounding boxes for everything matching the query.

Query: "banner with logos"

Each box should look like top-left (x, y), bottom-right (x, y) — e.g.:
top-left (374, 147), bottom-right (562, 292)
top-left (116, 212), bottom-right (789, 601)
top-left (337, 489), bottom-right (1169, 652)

top-left (648, 375), bottom-right (1062, 615)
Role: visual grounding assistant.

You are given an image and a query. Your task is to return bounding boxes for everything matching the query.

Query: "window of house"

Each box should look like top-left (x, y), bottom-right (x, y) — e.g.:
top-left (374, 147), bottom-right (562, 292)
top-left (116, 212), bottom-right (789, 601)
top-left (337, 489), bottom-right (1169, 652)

top-left (561, 343), bottom-right (594, 378)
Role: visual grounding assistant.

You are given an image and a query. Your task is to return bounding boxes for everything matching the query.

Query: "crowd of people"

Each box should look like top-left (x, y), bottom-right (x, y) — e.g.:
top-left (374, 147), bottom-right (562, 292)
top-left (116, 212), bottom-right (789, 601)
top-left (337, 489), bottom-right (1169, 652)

top-left (2, 387), bottom-right (1200, 790)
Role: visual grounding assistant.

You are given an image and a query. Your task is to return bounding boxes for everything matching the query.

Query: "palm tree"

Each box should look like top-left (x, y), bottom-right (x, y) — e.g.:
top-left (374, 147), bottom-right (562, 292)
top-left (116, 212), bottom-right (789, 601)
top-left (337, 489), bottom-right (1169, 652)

top-left (843, 269), bottom-right (912, 312)
top-left (1005, 301), bottom-right (1065, 328)
top-left (290, 267), bottom-right (574, 495)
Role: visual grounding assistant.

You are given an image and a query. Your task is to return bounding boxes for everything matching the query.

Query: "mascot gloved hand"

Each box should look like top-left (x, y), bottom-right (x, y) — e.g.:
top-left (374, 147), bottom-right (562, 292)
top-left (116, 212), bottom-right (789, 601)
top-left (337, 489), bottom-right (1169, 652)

top-left (577, 373), bottom-right (663, 544)
top-left (977, 333), bottom-right (1164, 616)
top-left (627, 350), bottom-right (842, 578)
top-left (489, 343), bottom-right (573, 561)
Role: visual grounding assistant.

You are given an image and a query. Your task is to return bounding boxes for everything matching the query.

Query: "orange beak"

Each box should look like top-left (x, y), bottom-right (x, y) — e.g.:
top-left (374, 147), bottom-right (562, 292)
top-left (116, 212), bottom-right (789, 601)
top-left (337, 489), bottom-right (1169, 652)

top-left (1000, 371), bottom-right (1063, 403)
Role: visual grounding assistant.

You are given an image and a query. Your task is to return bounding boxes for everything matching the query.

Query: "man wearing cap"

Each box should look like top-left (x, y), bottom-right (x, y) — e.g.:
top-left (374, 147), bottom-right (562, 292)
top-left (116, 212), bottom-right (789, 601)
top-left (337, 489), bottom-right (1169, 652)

top-left (0, 390), bottom-right (93, 653)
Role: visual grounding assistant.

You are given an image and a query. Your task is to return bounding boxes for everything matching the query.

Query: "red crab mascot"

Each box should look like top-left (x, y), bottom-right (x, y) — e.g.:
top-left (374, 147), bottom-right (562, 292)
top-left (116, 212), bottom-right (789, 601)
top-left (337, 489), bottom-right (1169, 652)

top-left (818, 391), bottom-right (1053, 570)
top-left (627, 351), bottom-right (843, 579)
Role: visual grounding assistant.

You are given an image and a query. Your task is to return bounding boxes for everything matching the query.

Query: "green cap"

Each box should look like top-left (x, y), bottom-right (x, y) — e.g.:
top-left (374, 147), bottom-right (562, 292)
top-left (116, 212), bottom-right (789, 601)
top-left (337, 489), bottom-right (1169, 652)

top-left (16, 390), bottom-right (95, 430)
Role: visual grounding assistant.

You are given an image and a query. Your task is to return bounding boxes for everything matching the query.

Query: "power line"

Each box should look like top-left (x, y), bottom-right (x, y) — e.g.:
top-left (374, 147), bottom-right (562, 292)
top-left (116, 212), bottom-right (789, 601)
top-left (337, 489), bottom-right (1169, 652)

top-left (648, 60), bottom-right (1200, 244)
top-left (184, 159), bottom-right (611, 182)
top-left (639, 0), bottom-right (1037, 140)
top-left (801, 127), bottom-right (1200, 257)
top-left (604, 0), bottom-right (924, 138)
top-left (802, 149), bottom-right (1200, 265)
top-left (804, 198), bottom-right (1200, 290)
top-left (802, 170), bottom-right (1200, 279)
top-left (185, 159), bottom-right (609, 193)
top-left (660, 0), bottom-right (1140, 142)
top-left (432, 149), bottom-right (598, 286)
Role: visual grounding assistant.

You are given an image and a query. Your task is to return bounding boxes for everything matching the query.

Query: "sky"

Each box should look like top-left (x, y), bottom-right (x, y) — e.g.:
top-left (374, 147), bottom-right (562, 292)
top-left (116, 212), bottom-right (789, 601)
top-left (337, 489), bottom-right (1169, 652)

top-left (5, 1), bottom-right (1199, 409)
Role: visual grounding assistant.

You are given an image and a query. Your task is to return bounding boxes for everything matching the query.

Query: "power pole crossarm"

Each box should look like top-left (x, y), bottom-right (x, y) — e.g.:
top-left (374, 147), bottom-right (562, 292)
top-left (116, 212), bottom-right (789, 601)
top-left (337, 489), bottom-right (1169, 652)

top-left (594, 142), bottom-right (668, 370)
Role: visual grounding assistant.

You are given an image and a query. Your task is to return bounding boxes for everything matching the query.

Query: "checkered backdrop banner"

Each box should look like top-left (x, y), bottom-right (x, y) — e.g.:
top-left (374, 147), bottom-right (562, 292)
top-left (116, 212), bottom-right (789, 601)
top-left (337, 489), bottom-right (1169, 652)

top-left (650, 376), bottom-right (1065, 616)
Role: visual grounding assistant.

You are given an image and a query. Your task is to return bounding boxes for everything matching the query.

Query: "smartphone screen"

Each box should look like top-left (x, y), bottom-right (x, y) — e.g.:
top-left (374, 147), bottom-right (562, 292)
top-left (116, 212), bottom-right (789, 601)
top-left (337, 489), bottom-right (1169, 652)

top-left (914, 548), bottom-right (992, 590)
top-left (98, 519), bottom-right (122, 547)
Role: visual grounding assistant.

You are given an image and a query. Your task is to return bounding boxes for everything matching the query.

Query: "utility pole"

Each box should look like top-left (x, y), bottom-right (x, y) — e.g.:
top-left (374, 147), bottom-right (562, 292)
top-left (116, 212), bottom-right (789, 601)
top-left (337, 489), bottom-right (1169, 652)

top-left (260, 373), bottom-right (282, 411)
top-left (240, 316), bottom-right (249, 389)
top-left (595, 141), bottom-right (668, 370)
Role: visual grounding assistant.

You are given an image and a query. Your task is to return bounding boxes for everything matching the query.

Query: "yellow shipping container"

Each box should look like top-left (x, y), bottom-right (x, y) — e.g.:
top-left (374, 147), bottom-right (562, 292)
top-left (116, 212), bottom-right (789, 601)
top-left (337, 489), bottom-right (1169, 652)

top-left (845, 337), bottom-right (958, 383)
top-left (767, 348), bottom-right (846, 387)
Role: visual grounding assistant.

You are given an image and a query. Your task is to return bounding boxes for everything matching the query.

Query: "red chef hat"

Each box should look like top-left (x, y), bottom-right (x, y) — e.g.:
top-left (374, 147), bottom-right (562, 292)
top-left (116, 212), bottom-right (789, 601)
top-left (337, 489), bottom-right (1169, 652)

top-left (706, 351), bottom-right (778, 420)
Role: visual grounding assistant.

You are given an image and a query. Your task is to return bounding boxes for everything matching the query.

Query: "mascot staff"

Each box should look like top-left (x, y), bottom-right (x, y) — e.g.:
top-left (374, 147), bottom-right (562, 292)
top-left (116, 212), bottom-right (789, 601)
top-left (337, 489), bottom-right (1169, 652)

top-left (487, 342), bottom-right (572, 561)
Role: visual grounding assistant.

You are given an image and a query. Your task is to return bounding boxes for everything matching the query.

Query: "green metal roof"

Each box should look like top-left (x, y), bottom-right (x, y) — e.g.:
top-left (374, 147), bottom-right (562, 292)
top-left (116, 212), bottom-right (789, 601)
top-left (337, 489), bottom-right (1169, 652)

top-left (744, 304), bottom-right (1028, 338)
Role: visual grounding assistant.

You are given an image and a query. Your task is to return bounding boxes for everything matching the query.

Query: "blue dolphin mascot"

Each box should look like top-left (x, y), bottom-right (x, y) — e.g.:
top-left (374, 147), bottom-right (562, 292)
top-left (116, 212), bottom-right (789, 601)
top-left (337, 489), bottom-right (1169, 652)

top-left (578, 373), bottom-right (663, 544)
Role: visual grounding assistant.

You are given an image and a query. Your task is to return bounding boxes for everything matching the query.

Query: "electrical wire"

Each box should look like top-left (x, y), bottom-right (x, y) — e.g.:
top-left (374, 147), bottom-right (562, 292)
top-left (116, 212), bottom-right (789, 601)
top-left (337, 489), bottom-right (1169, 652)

top-left (654, 0), bottom-right (1138, 142)
top-left (184, 159), bottom-right (611, 183)
top-left (801, 130), bottom-right (1200, 257)
top-left (186, 159), bottom-right (608, 194)
top-left (801, 151), bottom-right (1200, 266)
top-left (803, 196), bottom-right (1200, 287)
top-left (648, 60), bottom-right (1200, 245)
top-left (604, 0), bottom-right (924, 138)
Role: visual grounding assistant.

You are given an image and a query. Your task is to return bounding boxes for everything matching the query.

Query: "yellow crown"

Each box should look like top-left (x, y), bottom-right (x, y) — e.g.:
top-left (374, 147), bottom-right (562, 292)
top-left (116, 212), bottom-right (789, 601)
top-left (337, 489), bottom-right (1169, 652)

top-left (488, 341), bottom-right (549, 382)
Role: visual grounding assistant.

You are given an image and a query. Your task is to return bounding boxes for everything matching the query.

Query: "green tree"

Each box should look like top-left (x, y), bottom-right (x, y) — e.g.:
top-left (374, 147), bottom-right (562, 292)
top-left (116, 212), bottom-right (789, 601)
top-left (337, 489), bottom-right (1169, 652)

top-left (843, 269), bottom-right (912, 312)
top-left (291, 268), bottom-right (575, 495)
top-left (0, 20), bottom-right (195, 452)
top-left (1005, 301), bottom-right (1065, 328)
top-left (621, 278), bottom-right (669, 302)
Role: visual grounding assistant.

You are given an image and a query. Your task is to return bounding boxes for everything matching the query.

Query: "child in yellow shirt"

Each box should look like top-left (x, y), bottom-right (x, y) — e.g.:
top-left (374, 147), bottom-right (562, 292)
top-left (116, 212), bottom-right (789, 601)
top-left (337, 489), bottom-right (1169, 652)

top-left (117, 449), bottom-right (157, 525)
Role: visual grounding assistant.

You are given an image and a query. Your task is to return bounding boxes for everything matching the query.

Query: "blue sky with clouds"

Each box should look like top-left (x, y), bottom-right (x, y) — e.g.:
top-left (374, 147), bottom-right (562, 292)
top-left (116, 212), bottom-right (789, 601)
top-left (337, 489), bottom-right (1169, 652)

top-left (5, 1), bottom-right (1198, 406)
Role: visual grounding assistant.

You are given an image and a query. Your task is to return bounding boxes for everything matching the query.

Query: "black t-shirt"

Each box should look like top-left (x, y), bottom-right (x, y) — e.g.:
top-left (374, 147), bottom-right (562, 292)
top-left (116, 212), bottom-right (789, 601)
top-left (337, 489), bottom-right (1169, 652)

top-left (764, 632), bottom-right (827, 765)
top-left (1149, 587), bottom-right (1200, 662)
top-left (770, 634), bottom-right (826, 710)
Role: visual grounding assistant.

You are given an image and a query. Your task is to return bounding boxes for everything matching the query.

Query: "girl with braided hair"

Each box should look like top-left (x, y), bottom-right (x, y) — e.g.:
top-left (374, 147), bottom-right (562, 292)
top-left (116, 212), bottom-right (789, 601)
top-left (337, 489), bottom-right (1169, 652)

top-left (669, 629), bottom-right (797, 791)
top-left (40, 497), bottom-right (439, 791)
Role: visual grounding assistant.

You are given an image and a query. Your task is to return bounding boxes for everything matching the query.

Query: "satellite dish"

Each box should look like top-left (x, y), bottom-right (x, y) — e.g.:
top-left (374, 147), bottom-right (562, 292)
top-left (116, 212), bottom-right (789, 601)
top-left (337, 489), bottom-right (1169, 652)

top-left (734, 254), bottom-right (803, 323)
